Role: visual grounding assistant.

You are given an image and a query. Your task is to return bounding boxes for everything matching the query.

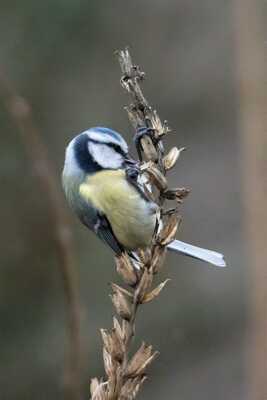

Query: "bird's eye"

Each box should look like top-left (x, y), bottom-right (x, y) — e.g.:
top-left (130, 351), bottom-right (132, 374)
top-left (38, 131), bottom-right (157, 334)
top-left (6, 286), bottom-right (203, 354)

top-left (108, 142), bottom-right (126, 156)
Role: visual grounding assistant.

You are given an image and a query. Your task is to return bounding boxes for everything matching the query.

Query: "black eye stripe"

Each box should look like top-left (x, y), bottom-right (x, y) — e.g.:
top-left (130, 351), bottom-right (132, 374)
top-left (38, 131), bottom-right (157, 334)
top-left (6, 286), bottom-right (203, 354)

top-left (89, 139), bottom-right (127, 157)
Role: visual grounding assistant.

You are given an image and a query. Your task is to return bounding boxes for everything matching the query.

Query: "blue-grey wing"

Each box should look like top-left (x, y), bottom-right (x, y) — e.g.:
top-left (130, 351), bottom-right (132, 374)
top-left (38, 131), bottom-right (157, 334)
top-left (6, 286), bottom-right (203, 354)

top-left (78, 201), bottom-right (124, 256)
top-left (95, 214), bottom-right (124, 255)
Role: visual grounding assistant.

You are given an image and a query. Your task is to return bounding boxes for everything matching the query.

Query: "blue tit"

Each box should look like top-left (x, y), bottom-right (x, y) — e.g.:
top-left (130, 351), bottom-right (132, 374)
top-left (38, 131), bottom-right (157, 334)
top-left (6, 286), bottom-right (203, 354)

top-left (62, 127), bottom-right (226, 267)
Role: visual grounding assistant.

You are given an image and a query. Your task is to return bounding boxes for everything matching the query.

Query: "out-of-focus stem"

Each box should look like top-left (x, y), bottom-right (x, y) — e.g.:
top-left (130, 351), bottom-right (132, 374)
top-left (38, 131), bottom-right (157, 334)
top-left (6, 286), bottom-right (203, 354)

top-left (0, 71), bottom-right (82, 400)
top-left (234, 2), bottom-right (267, 399)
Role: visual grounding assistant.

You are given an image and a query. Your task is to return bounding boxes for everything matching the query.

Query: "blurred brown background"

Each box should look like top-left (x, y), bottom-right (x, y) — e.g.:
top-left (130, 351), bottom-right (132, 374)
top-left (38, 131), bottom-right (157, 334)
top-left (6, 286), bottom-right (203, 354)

top-left (1, 1), bottom-right (266, 399)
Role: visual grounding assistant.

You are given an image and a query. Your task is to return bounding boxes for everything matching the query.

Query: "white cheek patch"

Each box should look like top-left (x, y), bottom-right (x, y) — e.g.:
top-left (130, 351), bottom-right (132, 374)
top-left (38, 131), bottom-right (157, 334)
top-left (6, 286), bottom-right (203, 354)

top-left (88, 142), bottom-right (124, 169)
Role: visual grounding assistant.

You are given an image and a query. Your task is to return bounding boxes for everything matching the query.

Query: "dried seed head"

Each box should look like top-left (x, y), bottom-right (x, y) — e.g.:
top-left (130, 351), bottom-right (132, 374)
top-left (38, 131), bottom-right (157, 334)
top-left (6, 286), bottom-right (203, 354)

top-left (158, 213), bottom-right (181, 246)
top-left (143, 162), bottom-right (168, 192)
top-left (111, 283), bottom-right (133, 299)
top-left (110, 328), bottom-right (124, 361)
top-left (120, 376), bottom-right (147, 400)
top-left (97, 48), bottom-right (188, 400)
top-left (134, 268), bottom-right (153, 303)
top-left (113, 317), bottom-right (123, 341)
top-left (125, 106), bottom-right (144, 131)
top-left (136, 248), bottom-right (151, 265)
top-left (143, 183), bottom-right (156, 202)
top-left (103, 347), bottom-right (114, 378)
top-left (126, 342), bottom-right (159, 377)
top-left (142, 279), bottom-right (170, 304)
top-left (90, 377), bottom-right (100, 397)
top-left (115, 254), bottom-right (138, 286)
top-left (150, 245), bottom-right (167, 274)
top-left (100, 329), bottom-right (112, 353)
top-left (121, 319), bottom-right (132, 343)
top-left (134, 351), bottom-right (159, 376)
top-left (163, 187), bottom-right (190, 202)
top-left (117, 48), bottom-right (134, 77)
top-left (100, 328), bottom-right (124, 362)
top-left (110, 291), bottom-right (132, 321)
top-left (149, 109), bottom-right (170, 139)
top-left (163, 146), bottom-right (184, 170)
top-left (90, 378), bottom-right (108, 400)
top-left (141, 135), bottom-right (158, 162)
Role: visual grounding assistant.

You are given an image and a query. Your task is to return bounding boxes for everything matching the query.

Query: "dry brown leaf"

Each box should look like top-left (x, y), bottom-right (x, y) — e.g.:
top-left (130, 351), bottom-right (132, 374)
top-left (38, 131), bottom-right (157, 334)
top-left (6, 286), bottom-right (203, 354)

top-left (141, 279), bottom-right (170, 304)
top-left (120, 376), bottom-right (147, 400)
top-left (115, 254), bottom-right (137, 286)
top-left (134, 268), bottom-right (153, 303)
top-left (126, 342), bottom-right (152, 377)
top-left (158, 213), bottom-right (181, 246)
top-left (163, 187), bottom-right (190, 202)
top-left (90, 377), bottom-right (100, 397)
top-left (91, 379), bottom-right (108, 400)
top-left (126, 342), bottom-right (159, 378)
top-left (134, 351), bottom-right (159, 376)
top-left (103, 348), bottom-right (114, 378)
top-left (100, 329), bottom-right (112, 353)
top-left (113, 317), bottom-right (123, 341)
top-left (110, 328), bottom-right (124, 361)
top-left (163, 147), bottom-right (178, 170)
top-left (121, 319), bottom-right (132, 343)
top-left (144, 162), bottom-right (168, 192)
top-left (150, 245), bottom-right (167, 274)
top-left (100, 328), bottom-right (124, 362)
top-left (111, 283), bottom-right (133, 299)
top-left (136, 248), bottom-right (151, 265)
top-left (141, 135), bottom-right (158, 162)
top-left (110, 291), bottom-right (132, 321)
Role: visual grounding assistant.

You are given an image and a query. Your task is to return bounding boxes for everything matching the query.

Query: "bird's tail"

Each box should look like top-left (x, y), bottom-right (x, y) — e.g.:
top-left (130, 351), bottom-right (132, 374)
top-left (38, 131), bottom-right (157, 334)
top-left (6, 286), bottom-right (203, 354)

top-left (167, 239), bottom-right (226, 267)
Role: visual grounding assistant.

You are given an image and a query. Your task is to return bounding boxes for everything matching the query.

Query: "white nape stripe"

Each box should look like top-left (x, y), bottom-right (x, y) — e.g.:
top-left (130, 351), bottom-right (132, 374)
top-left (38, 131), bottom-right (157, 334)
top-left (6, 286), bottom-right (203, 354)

top-left (167, 239), bottom-right (226, 267)
top-left (88, 142), bottom-right (124, 169)
top-left (63, 137), bottom-right (82, 176)
top-left (85, 128), bottom-right (128, 154)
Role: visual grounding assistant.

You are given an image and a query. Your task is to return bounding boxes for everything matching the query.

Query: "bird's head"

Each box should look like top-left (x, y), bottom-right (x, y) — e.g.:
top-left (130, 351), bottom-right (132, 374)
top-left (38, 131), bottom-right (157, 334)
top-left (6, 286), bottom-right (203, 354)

top-left (63, 127), bottom-right (135, 177)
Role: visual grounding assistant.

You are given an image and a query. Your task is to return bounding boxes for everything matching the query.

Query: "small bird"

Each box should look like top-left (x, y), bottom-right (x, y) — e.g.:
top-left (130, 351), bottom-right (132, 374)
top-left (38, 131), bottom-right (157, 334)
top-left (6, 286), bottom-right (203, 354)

top-left (62, 127), bottom-right (226, 267)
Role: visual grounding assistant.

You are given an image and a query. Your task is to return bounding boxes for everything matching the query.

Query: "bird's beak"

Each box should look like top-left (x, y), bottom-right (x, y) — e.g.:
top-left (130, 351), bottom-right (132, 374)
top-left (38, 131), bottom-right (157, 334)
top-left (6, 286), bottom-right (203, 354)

top-left (124, 154), bottom-right (139, 167)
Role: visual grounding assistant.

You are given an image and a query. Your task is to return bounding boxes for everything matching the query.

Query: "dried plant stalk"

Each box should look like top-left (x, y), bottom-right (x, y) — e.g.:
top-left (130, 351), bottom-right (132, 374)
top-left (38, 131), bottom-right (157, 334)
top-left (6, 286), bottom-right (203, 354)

top-left (90, 48), bottom-right (188, 400)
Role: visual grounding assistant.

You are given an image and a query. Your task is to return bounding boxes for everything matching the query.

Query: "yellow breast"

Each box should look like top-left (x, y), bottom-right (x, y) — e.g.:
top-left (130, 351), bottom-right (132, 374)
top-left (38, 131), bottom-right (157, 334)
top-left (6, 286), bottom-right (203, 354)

top-left (79, 170), bottom-right (157, 249)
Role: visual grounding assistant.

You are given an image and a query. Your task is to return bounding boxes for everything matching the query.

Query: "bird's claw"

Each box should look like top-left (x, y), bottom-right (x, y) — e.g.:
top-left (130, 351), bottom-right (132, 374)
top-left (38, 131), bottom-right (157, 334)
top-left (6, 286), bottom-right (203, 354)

top-left (125, 165), bottom-right (140, 181)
